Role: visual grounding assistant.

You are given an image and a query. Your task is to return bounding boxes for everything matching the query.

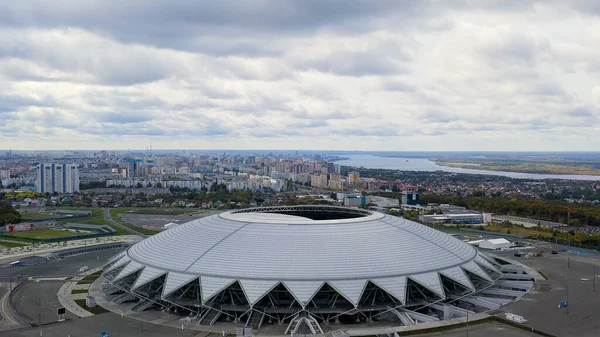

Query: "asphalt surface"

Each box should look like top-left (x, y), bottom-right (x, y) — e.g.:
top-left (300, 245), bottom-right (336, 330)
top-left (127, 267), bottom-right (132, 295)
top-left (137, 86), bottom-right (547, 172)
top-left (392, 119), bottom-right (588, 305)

top-left (414, 320), bottom-right (540, 337)
top-left (0, 248), bottom-right (124, 279)
top-left (3, 312), bottom-right (203, 337)
top-left (120, 211), bottom-right (218, 229)
top-left (103, 208), bottom-right (147, 237)
top-left (500, 251), bottom-right (600, 337)
top-left (10, 281), bottom-right (77, 325)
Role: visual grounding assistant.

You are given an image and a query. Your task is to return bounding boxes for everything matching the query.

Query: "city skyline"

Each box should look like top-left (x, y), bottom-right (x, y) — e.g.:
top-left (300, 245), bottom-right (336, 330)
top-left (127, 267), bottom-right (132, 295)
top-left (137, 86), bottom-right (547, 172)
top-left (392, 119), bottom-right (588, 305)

top-left (1, 1), bottom-right (599, 151)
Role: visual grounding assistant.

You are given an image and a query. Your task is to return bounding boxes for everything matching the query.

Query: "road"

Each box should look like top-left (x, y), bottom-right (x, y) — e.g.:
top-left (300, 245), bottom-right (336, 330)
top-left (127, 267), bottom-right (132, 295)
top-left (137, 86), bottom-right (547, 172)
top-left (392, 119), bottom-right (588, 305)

top-left (102, 208), bottom-right (147, 238)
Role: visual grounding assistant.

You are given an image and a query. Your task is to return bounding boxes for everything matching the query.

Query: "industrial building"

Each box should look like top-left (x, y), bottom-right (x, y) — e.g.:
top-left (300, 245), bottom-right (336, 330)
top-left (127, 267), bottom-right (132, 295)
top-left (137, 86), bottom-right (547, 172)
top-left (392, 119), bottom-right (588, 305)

top-left (420, 213), bottom-right (484, 225)
top-left (102, 206), bottom-right (534, 333)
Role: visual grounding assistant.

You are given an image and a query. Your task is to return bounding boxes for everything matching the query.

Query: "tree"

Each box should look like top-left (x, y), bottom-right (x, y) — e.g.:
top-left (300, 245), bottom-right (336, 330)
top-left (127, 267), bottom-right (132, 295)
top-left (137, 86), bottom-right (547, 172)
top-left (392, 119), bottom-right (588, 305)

top-left (0, 200), bottom-right (21, 226)
top-left (156, 182), bottom-right (162, 188)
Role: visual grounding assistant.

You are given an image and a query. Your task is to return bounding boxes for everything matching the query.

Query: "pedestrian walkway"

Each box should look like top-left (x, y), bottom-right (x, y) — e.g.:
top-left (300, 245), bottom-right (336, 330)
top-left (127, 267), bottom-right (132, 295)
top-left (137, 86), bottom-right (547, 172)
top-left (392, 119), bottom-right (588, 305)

top-left (56, 266), bottom-right (104, 318)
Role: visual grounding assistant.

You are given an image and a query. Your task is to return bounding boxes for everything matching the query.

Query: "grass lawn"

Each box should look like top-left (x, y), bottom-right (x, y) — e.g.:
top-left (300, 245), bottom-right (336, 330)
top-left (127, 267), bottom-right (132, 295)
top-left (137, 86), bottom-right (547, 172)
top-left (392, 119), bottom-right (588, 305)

top-left (74, 299), bottom-right (109, 314)
top-left (56, 210), bottom-right (130, 236)
top-left (0, 240), bottom-right (29, 248)
top-left (4, 228), bottom-right (84, 239)
top-left (484, 225), bottom-right (553, 238)
top-left (71, 289), bottom-right (89, 294)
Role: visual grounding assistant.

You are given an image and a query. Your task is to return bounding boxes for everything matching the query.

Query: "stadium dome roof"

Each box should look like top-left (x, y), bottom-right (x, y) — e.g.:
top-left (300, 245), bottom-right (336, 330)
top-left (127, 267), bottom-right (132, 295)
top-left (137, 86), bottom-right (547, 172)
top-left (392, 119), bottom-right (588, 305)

top-left (104, 206), bottom-right (501, 308)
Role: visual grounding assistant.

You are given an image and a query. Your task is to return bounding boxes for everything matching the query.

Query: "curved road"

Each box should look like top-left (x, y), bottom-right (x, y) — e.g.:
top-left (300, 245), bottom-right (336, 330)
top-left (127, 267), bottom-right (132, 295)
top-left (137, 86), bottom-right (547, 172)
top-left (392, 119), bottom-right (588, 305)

top-left (102, 208), bottom-right (147, 238)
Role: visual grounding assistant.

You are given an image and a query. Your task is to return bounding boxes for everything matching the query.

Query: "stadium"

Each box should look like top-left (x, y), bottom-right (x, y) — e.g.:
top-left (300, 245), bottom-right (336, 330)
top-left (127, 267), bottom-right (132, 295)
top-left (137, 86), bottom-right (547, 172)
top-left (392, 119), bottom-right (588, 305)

top-left (101, 206), bottom-right (534, 333)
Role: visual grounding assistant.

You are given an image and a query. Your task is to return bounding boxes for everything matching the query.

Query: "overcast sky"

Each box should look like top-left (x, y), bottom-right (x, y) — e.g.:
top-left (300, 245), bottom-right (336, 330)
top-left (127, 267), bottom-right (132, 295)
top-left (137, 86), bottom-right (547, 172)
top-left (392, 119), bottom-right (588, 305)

top-left (1, 1), bottom-right (599, 151)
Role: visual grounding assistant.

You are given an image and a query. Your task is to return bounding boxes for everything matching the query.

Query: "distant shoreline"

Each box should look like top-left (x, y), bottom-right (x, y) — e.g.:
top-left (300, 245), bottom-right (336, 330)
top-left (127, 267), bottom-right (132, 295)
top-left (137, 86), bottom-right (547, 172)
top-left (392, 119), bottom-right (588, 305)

top-left (435, 162), bottom-right (600, 176)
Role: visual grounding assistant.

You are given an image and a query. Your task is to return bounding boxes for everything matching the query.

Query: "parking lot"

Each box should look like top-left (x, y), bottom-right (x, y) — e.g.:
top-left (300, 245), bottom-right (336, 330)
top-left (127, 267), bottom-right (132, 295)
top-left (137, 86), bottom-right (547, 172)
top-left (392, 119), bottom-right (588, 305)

top-left (499, 251), bottom-right (600, 337)
top-left (121, 210), bottom-right (220, 229)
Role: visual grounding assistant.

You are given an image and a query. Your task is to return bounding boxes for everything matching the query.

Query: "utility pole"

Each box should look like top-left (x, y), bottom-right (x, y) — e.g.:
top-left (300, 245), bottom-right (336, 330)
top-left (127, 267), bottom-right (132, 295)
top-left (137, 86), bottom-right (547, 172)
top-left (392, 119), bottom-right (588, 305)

top-left (466, 302), bottom-right (469, 337)
top-left (38, 297), bottom-right (42, 336)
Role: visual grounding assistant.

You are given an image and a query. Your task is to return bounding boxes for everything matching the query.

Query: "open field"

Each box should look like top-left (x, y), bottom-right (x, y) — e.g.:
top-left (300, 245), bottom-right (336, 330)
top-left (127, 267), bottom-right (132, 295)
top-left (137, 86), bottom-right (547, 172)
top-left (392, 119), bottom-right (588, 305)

top-left (0, 240), bottom-right (29, 248)
top-left (3, 227), bottom-right (86, 239)
top-left (55, 208), bottom-right (130, 235)
top-left (484, 225), bottom-right (554, 238)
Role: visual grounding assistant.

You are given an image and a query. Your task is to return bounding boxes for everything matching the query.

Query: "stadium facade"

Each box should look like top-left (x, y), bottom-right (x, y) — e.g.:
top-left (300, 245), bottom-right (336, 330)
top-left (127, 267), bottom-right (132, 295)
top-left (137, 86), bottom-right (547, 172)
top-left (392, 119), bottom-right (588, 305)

top-left (102, 206), bottom-right (534, 333)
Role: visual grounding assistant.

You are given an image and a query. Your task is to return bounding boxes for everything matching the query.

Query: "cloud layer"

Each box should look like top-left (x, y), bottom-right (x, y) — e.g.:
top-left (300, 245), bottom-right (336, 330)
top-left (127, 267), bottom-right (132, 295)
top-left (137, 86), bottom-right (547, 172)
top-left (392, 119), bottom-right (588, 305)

top-left (0, 1), bottom-right (599, 151)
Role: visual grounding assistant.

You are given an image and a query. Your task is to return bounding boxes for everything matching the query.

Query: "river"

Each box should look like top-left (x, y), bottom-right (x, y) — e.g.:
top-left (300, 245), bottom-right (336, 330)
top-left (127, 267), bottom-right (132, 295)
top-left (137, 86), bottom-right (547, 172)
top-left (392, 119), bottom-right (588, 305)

top-left (336, 155), bottom-right (600, 181)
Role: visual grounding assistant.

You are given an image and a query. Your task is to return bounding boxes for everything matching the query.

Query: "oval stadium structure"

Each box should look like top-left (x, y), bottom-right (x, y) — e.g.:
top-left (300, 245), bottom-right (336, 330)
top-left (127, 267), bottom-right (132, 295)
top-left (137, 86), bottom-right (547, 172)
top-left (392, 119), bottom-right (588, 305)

top-left (102, 206), bottom-right (533, 332)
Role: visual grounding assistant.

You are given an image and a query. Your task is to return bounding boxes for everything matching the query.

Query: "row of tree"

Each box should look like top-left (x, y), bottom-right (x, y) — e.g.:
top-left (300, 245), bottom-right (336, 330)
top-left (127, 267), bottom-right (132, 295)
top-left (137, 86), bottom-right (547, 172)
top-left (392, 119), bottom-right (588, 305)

top-left (420, 194), bottom-right (600, 227)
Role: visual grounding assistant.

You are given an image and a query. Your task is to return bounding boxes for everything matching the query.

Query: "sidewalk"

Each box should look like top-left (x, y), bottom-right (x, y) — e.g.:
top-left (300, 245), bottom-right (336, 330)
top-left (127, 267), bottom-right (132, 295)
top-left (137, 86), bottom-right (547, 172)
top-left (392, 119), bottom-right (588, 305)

top-left (56, 266), bottom-right (104, 318)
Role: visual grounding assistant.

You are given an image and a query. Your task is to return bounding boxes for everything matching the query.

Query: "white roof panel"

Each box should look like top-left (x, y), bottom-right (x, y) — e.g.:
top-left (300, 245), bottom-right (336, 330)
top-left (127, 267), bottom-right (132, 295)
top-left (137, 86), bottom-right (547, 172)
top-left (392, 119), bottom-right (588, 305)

top-left (117, 208), bottom-right (482, 295)
top-left (131, 266), bottom-right (166, 290)
top-left (114, 260), bottom-right (144, 282)
top-left (410, 272), bottom-right (445, 298)
top-left (283, 280), bottom-right (324, 305)
top-left (372, 276), bottom-right (407, 304)
top-left (328, 280), bottom-right (367, 306)
top-left (201, 276), bottom-right (235, 303)
top-left (162, 272), bottom-right (199, 298)
top-left (440, 266), bottom-right (475, 290)
top-left (462, 260), bottom-right (493, 282)
top-left (475, 255), bottom-right (502, 274)
top-left (240, 279), bottom-right (280, 305)
top-left (104, 255), bottom-right (131, 273)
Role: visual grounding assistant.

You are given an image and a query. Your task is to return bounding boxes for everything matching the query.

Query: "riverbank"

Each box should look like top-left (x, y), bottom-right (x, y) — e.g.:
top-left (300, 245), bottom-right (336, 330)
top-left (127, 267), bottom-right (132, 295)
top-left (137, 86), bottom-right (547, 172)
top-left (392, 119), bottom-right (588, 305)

top-left (436, 162), bottom-right (600, 176)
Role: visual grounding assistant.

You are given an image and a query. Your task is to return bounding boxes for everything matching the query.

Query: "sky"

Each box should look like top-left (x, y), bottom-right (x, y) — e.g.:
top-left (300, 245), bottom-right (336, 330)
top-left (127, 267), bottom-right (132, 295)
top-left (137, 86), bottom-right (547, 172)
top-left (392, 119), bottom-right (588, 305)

top-left (0, 1), bottom-right (599, 151)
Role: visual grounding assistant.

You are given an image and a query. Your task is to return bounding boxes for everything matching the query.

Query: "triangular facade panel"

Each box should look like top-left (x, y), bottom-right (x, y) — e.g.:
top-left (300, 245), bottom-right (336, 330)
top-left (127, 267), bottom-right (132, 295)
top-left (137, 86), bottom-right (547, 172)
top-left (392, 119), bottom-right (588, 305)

top-left (479, 253), bottom-right (502, 268)
top-left (328, 280), bottom-right (367, 306)
top-left (409, 272), bottom-right (445, 298)
top-left (283, 280), bottom-right (324, 306)
top-left (239, 279), bottom-right (280, 305)
top-left (462, 260), bottom-right (493, 282)
top-left (371, 276), bottom-right (407, 304)
top-left (440, 266), bottom-right (475, 290)
top-left (201, 276), bottom-right (236, 303)
top-left (107, 251), bottom-right (126, 265)
top-left (131, 266), bottom-right (167, 290)
top-left (475, 255), bottom-right (501, 274)
top-left (113, 260), bottom-right (144, 282)
top-left (104, 256), bottom-right (131, 273)
top-left (162, 272), bottom-right (200, 298)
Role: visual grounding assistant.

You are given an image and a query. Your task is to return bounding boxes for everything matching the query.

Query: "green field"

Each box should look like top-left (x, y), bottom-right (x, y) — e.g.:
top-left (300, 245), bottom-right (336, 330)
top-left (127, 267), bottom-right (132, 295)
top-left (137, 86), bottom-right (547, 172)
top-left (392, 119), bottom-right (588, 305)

top-left (71, 289), bottom-right (89, 294)
top-left (4, 228), bottom-right (85, 239)
top-left (0, 240), bottom-right (29, 248)
top-left (55, 208), bottom-right (130, 235)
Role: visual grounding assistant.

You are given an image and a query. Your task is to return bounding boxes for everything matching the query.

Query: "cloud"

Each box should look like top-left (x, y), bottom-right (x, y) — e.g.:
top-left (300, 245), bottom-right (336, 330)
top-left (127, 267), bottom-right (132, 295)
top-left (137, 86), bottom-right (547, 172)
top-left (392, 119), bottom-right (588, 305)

top-left (0, 1), bottom-right (599, 150)
top-left (567, 107), bottom-right (595, 118)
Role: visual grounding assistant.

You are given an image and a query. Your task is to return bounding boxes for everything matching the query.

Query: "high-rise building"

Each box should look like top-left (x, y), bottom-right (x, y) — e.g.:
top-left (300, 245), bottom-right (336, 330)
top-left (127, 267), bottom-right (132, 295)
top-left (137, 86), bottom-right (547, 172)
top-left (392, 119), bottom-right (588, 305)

top-left (37, 164), bottom-right (80, 193)
top-left (348, 171), bottom-right (360, 184)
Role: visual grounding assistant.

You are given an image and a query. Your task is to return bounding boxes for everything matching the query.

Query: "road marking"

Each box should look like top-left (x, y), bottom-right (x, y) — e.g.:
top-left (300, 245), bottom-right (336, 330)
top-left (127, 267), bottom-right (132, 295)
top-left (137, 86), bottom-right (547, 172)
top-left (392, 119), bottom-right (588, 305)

top-left (0, 285), bottom-right (20, 325)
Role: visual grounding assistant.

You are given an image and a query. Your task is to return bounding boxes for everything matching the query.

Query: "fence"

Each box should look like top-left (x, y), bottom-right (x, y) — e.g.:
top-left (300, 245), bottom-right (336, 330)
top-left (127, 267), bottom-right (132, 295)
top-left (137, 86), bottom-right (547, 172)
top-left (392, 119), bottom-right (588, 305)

top-left (8, 280), bottom-right (33, 326)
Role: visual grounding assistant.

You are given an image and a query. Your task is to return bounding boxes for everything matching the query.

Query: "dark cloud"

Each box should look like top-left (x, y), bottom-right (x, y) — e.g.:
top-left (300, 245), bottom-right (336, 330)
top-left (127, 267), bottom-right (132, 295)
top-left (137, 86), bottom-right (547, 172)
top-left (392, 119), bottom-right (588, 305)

top-left (0, 94), bottom-right (57, 113)
top-left (567, 107), bottom-right (594, 118)
top-left (100, 113), bottom-right (154, 124)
